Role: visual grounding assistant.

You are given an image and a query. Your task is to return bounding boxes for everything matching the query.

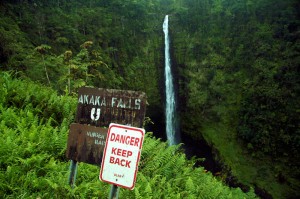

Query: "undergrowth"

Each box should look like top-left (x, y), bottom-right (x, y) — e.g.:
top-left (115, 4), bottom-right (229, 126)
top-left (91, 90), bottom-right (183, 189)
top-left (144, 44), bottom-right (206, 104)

top-left (0, 72), bottom-right (256, 198)
top-left (201, 122), bottom-right (299, 199)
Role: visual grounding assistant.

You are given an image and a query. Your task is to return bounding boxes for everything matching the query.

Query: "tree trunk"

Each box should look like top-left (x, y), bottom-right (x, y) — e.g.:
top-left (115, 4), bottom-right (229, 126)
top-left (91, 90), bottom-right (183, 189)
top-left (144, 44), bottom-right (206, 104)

top-left (42, 54), bottom-right (51, 86)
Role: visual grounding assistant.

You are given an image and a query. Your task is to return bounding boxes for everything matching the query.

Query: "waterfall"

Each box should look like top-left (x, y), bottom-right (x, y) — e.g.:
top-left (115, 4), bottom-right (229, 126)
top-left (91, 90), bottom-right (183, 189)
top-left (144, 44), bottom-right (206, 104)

top-left (163, 15), bottom-right (178, 146)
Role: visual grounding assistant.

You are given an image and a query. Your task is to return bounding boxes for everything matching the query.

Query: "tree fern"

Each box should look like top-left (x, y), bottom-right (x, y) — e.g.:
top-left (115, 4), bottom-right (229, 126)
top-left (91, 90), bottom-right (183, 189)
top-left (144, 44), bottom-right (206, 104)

top-left (185, 177), bottom-right (196, 194)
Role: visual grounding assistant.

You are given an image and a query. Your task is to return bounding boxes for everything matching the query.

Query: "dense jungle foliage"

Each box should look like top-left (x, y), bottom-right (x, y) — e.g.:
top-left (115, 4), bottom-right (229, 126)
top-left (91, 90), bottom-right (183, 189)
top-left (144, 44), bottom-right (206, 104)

top-left (0, 0), bottom-right (299, 198)
top-left (0, 72), bottom-right (257, 198)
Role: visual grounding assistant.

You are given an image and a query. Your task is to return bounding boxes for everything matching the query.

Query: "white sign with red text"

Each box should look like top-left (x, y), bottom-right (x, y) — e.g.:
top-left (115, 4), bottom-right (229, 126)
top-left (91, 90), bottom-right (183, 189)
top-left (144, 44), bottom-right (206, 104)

top-left (99, 123), bottom-right (145, 190)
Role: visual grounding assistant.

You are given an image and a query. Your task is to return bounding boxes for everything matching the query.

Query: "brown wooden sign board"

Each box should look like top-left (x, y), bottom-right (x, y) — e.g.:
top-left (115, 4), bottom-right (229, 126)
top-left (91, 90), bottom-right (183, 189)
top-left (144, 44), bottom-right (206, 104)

top-left (66, 123), bottom-right (107, 165)
top-left (75, 87), bottom-right (147, 128)
top-left (66, 87), bottom-right (147, 166)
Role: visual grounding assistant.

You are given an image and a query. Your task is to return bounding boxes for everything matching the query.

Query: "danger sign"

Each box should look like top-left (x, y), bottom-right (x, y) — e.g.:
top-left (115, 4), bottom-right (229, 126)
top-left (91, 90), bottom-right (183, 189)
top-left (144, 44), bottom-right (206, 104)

top-left (99, 123), bottom-right (145, 190)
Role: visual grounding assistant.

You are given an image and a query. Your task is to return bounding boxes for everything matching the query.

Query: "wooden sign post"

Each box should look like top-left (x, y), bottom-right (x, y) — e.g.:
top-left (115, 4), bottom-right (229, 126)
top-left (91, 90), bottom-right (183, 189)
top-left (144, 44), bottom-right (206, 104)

top-left (66, 124), bottom-right (107, 165)
top-left (75, 87), bottom-right (147, 128)
top-left (66, 87), bottom-right (147, 196)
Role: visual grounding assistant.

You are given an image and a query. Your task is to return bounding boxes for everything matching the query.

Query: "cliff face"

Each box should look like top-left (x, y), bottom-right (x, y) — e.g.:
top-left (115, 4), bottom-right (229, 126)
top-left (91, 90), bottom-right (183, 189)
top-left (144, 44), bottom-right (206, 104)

top-left (0, 1), bottom-right (299, 198)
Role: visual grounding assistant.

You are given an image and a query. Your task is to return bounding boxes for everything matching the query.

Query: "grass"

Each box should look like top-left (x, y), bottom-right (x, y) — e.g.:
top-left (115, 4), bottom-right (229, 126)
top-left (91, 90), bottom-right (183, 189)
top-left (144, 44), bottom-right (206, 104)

top-left (201, 122), bottom-right (298, 199)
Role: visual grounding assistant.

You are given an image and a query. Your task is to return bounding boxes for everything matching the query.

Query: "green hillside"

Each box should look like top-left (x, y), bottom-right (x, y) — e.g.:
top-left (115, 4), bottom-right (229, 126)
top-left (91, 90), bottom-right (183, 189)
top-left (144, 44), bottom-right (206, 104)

top-left (0, 0), bottom-right (299, 198)
top-left (0, 72), bottom-right (256, 198)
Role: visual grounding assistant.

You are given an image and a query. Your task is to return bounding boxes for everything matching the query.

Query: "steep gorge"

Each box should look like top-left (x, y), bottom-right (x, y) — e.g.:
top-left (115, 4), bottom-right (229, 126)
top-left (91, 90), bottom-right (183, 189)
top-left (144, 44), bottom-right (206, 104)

top-left (0, 0), bottom-right (299, 198)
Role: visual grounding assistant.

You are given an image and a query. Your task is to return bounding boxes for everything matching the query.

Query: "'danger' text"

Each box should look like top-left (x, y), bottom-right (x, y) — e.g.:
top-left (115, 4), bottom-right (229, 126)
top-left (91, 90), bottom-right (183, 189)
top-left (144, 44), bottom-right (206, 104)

top-left (110, 132), bottom-right (140, 146)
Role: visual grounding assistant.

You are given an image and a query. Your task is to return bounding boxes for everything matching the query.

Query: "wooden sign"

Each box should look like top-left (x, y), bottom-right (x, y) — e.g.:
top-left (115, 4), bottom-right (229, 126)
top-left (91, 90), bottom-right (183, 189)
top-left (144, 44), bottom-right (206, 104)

top-left (66, 123), bottom-right (107, 165)
top-left (66, 87), bottom-right (147, 166)
top-left (76, 87), bottom-right (147, 128)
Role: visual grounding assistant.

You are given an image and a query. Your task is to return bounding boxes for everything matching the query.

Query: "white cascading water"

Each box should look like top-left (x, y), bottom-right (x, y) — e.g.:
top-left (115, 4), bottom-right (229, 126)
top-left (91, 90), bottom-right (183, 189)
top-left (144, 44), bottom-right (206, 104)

top-left (163, 15), bottom-right (177, 146)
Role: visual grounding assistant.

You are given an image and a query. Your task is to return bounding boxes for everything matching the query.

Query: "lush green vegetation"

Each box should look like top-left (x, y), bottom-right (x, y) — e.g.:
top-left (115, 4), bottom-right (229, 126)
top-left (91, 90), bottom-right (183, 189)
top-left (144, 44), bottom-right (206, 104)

top-left (171, 0), bottom-right (300, 198)
top-left (0, 0), bottom-right (299, 198)
top-left (0, 72), bottom-right (256, 198)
